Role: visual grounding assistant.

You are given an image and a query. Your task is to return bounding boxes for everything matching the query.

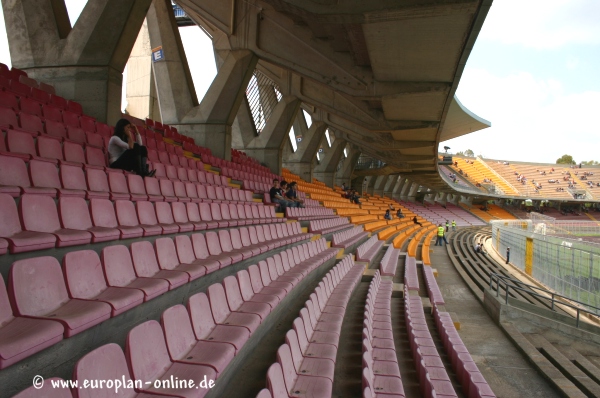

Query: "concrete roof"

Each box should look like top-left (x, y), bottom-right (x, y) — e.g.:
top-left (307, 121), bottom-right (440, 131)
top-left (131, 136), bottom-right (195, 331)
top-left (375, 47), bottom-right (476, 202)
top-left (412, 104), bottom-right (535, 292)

top-left (177, 0), bottom-right (493, 192)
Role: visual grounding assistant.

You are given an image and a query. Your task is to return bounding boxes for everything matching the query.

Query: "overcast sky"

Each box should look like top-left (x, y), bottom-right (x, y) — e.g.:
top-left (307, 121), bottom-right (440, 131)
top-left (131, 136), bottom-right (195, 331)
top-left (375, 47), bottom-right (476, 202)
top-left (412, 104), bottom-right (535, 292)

top-left (1, 1), bottom-right (599, 164)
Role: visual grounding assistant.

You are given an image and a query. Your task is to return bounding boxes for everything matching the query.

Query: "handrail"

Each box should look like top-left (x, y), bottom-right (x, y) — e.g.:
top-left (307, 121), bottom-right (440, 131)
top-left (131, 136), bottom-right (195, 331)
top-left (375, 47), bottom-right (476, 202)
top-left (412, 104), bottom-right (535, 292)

top-left (488, 273), bottom-right (600, 328)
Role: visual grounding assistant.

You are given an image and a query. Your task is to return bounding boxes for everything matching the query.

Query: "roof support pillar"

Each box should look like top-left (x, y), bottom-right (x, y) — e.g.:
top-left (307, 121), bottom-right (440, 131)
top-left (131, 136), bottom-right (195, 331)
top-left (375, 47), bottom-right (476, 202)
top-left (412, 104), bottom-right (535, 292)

top-left (314, 138), bottom-right (347, 188)
top-left (282, 118), bottom-right (326, 183)
top-left (335, 146), bottom-right (360, 189)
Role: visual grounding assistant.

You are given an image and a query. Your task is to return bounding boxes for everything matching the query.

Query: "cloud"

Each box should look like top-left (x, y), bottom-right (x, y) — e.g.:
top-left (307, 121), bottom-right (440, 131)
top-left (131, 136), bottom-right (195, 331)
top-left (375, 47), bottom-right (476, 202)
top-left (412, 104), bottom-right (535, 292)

top-left (442, 67), bottom-right (600, 163)
top-left (480, 0), bottom-right (600, 49)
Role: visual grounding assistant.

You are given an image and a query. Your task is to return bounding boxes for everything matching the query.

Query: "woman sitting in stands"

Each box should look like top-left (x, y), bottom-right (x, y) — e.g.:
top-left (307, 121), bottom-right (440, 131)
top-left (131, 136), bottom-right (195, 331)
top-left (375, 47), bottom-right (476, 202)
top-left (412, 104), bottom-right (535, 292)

top-left (384, 209), bottom-right (392, 220)
top-left (108, 119), bottom-right (155, 177)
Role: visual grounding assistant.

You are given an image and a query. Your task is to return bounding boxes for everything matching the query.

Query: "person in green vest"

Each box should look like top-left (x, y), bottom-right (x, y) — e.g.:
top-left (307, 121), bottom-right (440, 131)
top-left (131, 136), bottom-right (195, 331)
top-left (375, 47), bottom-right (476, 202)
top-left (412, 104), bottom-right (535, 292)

top-left (435, 224), bottom-right (444, 246)
top-left (451, 220), bottom-right (456, 232)
top-left (445, 220), bottom-right (450, 232)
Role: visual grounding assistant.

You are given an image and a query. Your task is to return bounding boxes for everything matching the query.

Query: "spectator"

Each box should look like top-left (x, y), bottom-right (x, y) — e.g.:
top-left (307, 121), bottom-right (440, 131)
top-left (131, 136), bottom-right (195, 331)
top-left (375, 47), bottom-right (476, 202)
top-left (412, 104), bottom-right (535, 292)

top-left (389, 203), bottom-right (395, 211)
top-left (108, 119), bottom-right (155, 177)
top-left (445, 220), bottom-right (449, 232)
top-left (269, 179), bottom-right (293, 211)
top-left (286, 182), bottom-right (304, 208)
top-left (506, 247), bottom-right (510, 264)
top-left (451, 220), bottom-right (456, 232)
top-left (435, 224), bottom-right (444, 246)
top-left (396, 209), bottom-right (404, 219)
top-left (384, 210), bottom-right (392, 220)
top-left (413, 216), bottom-right (423, 227)
top-left (342, 182), bottom-right (348, 191)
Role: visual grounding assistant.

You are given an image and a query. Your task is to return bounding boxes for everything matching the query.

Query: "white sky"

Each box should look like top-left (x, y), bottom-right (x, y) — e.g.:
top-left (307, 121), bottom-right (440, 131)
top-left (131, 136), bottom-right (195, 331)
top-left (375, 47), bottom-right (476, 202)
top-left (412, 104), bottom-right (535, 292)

top-left (1, 1), bottom-right (599, 164)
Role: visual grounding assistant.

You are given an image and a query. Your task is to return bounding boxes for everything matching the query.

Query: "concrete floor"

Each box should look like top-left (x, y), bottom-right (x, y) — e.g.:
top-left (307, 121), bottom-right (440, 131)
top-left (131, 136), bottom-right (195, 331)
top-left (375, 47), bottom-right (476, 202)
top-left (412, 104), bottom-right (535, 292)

top-left (430, 240), bottom-right (561, 398)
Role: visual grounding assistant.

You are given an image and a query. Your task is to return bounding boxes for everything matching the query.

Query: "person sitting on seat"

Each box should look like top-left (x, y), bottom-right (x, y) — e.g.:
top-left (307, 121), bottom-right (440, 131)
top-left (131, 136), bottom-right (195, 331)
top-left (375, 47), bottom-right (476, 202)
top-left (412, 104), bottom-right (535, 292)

top-left (413, 216), bottom-right (422, 227)
top-left (384, 209), bottom-right (392, 220)
top-left (269, 179), bottom-right (294, 211)
top-left (396, 209), bottom-right (404, 219)
top-left (285, 182), bottom-right (304, 208)
top-left (389, 203), bottom-right (395, 211)
top-left (108, 119), bottom-right (155, 177)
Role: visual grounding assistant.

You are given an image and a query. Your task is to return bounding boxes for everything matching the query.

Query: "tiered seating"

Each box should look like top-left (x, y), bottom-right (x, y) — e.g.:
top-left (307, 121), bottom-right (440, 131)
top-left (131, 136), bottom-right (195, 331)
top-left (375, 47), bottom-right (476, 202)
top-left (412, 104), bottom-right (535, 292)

top-left (379, 245), bottom-right (400, 277)
top-left (331, 226), bottom-right (368, 250)
top-left (356, 235), bottom-right (384, 264)
top-left (405, 290), bottom-right (457, 397)
top-left (423, 266), bottom-right (444, 306)
top-left (392, 225), bottom-right (420, 249)
top-left (0, 222), bottom-right (311, 368)
top-left (421, 229), bottom-right (436, 266)
top-left (433, 306), bottom-right (496, 397)
top-left (285, 207), bottom-right (336, 221)
top-left (362, 271), bottom-right (405, 397)
top-left (11, 238), bottom-right (338, 397)
top-left (407, 225), bottom-right (436, 257)
top-left (257, 255), bottom-right (364, 397)
top-left (404, 256), bottom-right (419, 291)
top-left (308, 217), bottom-right (350, 234)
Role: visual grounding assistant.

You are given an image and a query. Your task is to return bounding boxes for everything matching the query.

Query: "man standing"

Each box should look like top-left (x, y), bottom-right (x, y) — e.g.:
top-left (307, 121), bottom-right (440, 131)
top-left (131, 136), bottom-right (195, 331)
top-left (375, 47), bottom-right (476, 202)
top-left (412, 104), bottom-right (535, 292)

top-left (451, 220), bottom-right (456, 232)
top-left (435, 224), bottom-right (444, 246)
top-left (445, 220), bottom-right (450, 232)
top-left (506, 247), bottom-right (510, 264)
top-left (270, 179), bottom-right (292, 211)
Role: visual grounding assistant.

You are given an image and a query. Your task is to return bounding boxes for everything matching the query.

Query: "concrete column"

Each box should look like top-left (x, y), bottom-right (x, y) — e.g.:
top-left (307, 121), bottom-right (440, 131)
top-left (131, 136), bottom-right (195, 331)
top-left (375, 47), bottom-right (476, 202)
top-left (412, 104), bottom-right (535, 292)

top-left (258, 84), bottom-right (277, 118)
top-left (460, 195), bottom-right (473, 207)
top-left (232, 97), bottom-right (257, 148)
top-left (447, 194), bottom-right (459, 205)
top-left (407, 182), bottom-right (420, 202)
top-left (392, 177), bottom-right (405, 200)
top-left (383, 175), bottom-right (396, 197)
top-left (282, 117), bottom-right (326, 182)
top-left (400, 179), bottom-right (412, 201)
top-left (243, 95), bottom-right (301, 175)
top-left (373, 176), bottom-right (387, 196)
top-left (314, 138), bottom-right (347, 188)
top-left (125, 19), bottom-right (160, 120)
top-left (335, 145), bottom-right (360, 189)
top-left (147, 0), bottom-right (258, 160)
top-left (2, 0), bottom-right (152, 124)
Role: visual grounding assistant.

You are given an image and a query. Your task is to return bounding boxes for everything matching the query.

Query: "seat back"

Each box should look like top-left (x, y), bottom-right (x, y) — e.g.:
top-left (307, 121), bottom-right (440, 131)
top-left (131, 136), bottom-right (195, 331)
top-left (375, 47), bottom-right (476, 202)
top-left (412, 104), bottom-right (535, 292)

top-left (72, 343), bottom-right (137, 398)
top-left (6, 129), bottom-right (36, 157)
top-left (30, 160), bottom-right (61, 189)
top-left (0, 194), bottom-right (23, 238)
top-left (126, 321), bottom-right (172, 383)
top-left (58, 197), bottom-right (93, 230)
top-left (20, 194), bottom-right (61, 233)
top-left (67, 127), bottom-right (85, 144)
top-left (60, 164), bottom-right (87, 191)
top-left (89, 199), bottom-right (118, 228)
top-left (160, 304), bottom-right (197, 362)
top-left (37, 135), bottom-right (64, 161)
top-left (186, 202), bottom-right (201, 222)
top-left (86, 168), bottom-right (110, 194)
top-left (101, 245), bottom-right (137, 288)
top-left (86, 146), bottom-right (106, 168)
top-left (63, 141), bottom-right (86, 164)
top-left (131, 241), bottom-right (162, 278)
top-left (171, 202), bottom-right (189, 224)
top-left (191, 233), bottom-right (210, 260)
top-left (63, 250), bottom-right (108, 299)
top-left (266, 363), bottom-right (289, 398)
top-left (108, 172), bottom-right (129, 195)
top-left (187, 292), bottom-right (217, 340)
top-left (155, 237), bottom-right (179, 270)
top-left (155, 202), bottom-right (175, 224)
top-left (9, 256), bottom-right (69, 317)
top-left (0, 155), bottom-right (31, 189)
top-left (136, 201), bottom-right (158, 225)
top-left (205, 231), bottom-right (222, 256)
top-left (206, 283), bottom-right (230, 324)
top-left (126, 174), bottom-right (146, 196)
top-left (114, 200), bottom-right (140, 227)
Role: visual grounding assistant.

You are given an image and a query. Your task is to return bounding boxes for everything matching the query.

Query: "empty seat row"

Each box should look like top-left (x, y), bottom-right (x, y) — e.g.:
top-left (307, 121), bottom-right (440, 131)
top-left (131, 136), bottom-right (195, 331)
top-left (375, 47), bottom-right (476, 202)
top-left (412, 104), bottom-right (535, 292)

top-left (433, 305), bottom-right (495, 398)
top-left (331, 226), bottom-right (369, 250)
top-left (1, 230), bottom-right (316, 369)
top-left (423, 266), bottom-right (445, 306)
top-left (404, 256), bottom-right (419, 291)
top-left (10, 239), bottom-right (335, 395)
top-left (285, 206), bottom-right (337, 221)
top-left (244, 179), bottom-right (271, 194)
top-left (379, 245), bottom-right (400, 277)
top-left (405, 289), bottom-right (458, 398)
top-left (0, 193), bottom-right (288, 254)
top-left (356, 235), bottom-right (385, 264)
top-left (362, 271), bottom-right (405, 397)
top-left (258, 255), bottom-right (364, 398)
top-left (308, 217), bottom-right (351, 234)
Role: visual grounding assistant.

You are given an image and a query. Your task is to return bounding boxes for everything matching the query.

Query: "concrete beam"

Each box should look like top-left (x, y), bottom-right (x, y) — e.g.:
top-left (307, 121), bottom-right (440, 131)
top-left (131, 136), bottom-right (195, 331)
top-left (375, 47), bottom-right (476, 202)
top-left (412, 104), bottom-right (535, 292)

top-left (407, 182), bottom-right (420, 202)
top-left (232, 97), bottom-right (257, 148)
top-left (314, 138), bottom-right (347, 188)
top-left (400, 179), bottom-right (412, 201)
top-left (243, 95), bottom-right (301, 175)
top-left (373, 175), bottom-right (387, 196)
top-left (3, 0), bottom-right (152, 123)
top-left (282, 117), bottom-right (327, 183)
top-left (335, 145), bottom-right (360, 188)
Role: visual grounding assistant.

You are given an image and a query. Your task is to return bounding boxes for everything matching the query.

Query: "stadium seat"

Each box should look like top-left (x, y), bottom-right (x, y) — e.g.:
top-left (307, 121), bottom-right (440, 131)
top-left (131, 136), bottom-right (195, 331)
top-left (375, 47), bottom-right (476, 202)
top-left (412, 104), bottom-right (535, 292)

top-left (174, 235), bottom-right (220, 274)
top-left (0, 194), bottom-right (56, 253)
top-left (62, 111), bottom-right (80, 128)
top-left (90, 199), bottom-right (142, 240)
top-left (30, 87), bottom-right (50, 104)
top-left (66, 126), bottom-right (86, 144)
top-left (101, 245), bottom-right (169, 301)
top-left (20, 194), bottom-right (92, 247)
top-left (85, 131), bottom-right (104, 148)
top-left (59, 164), bottom-right (88, 195)
top-left (222, 276), bottom-right (271, 320)
top-left (0, 274), bottom-right (64, 369)
top-left (58, 197), bottom-right (120, 243)
top-left (63, 250), bottom-right (144, 316)
top-left (171, 202), bottom-right (195, 231)
top-left (85, 146), bottom-right (107, 169)
top-left (143, 176), bottom-right (164, 202)
top-left (108, 172), bottom-right (134, 201)
top-left (0, 90), bottom-right (18, 111)
top-left (130, 241), bottom-right (188, 289)
top-left (184, 203), bottom-right (211, 231)
top-left (187, 292), bottom-right (250, 352)
top-left (3, 129), bottom-right (46, 161)
top-left (9, 256), bottom-right (112, 337)
top-left (30, 159), bottom-right (86, 198)
top-left (85, 168), bottom-right (111, 199)
top-left (42, 104), bottom-right (63, 123)
top-left (80, 116), bottom-right (96, 133)
top-left (63, 141), bottom-right (86, 165)
top-left (161, 305), bottom-right (235, 375)
top-left (36, 135), bottom-right (64, 163)
top-left (155, 237), bottom-right (206, 280)
top-left (126, 320), bottom-right (217, 397)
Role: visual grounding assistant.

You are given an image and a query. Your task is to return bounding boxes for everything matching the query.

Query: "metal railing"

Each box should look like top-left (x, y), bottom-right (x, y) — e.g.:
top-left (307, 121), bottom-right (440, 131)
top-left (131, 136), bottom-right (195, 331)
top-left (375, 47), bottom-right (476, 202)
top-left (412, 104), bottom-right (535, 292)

top-left (489, 273), bottom-right (600, 327)
top-left (172, 4), bottom-right (186, 18)
top-left (355, 155), bottom-right (385, 170)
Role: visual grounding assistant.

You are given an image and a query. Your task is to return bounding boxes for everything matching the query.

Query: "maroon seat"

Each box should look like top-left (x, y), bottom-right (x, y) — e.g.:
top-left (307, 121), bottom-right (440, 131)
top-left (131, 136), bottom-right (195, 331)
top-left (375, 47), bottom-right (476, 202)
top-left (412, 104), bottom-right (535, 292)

top-left (80, 116), bottom-right (96, 133)
top-left (108, 172), bottom-right (133, 201)
top-left (0, 90), bottom-right (18, 111)
top-left (59, 164), bottom-right (89, 197)
top-left (171, 202), bottom-right (195, 231)
top-left (101, 245), bottom-right (169, 301)
top-left (175, 235), bottom-right (220, 274)
top-left (85, 168), bottom-right (111, 199)
top-left (36, 135), bottom-right (64, 163)
top-left (188, 292), bottom-right (250, 352)
top-left (159, 179), bottom-right (178, 202)
top-left (85, 146), bottom-right (107, 169)
top-left (165, 165), bottom-right (178, 180)
top-left (0, 107), bottom-right (19, 130)
top-left (0, 274), bottom-right (64, 369)
top-left (126, 174), bottom-right (149, 201)
top-left (63, 250), bottom-right (144, 316)
top-left (155, 237), bottom-right (206, 281)
top-left (86, 131), bottom-right (104, 148)
top-left (42, 104), bottom-right (63, 123)
top-left (161, 305), bottom-right (235, 375)
top-left (155, 202), bottom-right (186, 233)
top-left (67, 101), bottom-right (83, 116)
top-left (131, 241), bottom-right (188, 289)
top-left (31, 87), bottom-right (51, 104)
top-left (0, 193), bottom-right (56, 253)
top-left (19, 97), bottom-right (43, 117)
top-left (277, 343), bottom-right (333, 397)
top-left (72, 343), bottom-right (149, 398)
top-left (59, 197), bottom-right (120, 243)
top-left (143, 176), bottom-right (164, 202)
top-left (66, 126), bottom-right (86, 144)
top-left (0, 155), bottom-right (54, 197)
top-left (206, 283), bottom-right (261, 334)
top-left (62, 110), bottom-right (80, 128)
top-left (20, 194), bottom-right (92, 247)
top-left (126, 320), bottom-right (217, 397)
top-left (63, 140), bottom-right (86, 165)
top-left (4, 129), bottom-right (53, 162)
top-left (133, 201), bottom-right (164, 236)
top-left (45, 119), bottom-right (67, 139)
top-left (91, 199), bottom-right (143, 239)
top-left (222, 276), bottom-right (271, 320)
top-left (9, 256), bottom-right (111, 337)
top-left (30, 159), bottom-right (86, 198)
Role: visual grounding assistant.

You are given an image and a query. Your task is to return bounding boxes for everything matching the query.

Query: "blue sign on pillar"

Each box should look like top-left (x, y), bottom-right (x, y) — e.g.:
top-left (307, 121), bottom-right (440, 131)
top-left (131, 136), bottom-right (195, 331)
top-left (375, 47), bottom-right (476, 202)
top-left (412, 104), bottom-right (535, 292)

top-left (152, 46), bottom-right (164, 62)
